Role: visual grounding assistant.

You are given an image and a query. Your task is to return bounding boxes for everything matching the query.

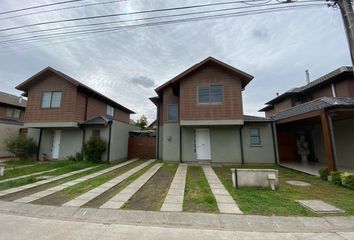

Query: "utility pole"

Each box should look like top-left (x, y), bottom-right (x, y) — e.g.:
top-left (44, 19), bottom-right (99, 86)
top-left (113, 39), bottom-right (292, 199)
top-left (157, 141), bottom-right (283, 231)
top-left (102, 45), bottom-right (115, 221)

top-left (333, 0), bottom-right (354, 70)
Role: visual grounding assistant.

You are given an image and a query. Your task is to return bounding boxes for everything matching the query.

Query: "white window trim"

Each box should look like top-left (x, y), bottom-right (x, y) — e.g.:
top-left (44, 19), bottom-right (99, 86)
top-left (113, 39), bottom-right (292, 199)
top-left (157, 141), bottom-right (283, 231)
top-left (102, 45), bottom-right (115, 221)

top-left (250, 128), bottom-right (261, 145)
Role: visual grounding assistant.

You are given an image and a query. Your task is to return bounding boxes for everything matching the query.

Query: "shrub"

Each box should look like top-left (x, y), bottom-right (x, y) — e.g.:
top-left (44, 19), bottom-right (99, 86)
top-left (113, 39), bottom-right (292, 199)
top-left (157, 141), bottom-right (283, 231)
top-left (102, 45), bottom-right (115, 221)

top-left (319, 168), bottom-right (329, 181)
top-left (66, 152), bottom-right (83, 162)
top-left (83, 137), bottom-right (106, 163)
top-left (342, 173), bottom-right (354, 190)
top-left (330, 171), bottom-right (344, 186)
top-left (5, 136), bottom-right (37, 160)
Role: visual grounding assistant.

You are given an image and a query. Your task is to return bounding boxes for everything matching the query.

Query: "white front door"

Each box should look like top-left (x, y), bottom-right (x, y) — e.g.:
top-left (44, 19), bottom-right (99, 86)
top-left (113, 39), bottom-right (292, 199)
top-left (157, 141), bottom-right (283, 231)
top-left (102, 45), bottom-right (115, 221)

top-left (51, 130), bottom-right (61, 159)
top-left (196, 128), bottom-right (211, 160)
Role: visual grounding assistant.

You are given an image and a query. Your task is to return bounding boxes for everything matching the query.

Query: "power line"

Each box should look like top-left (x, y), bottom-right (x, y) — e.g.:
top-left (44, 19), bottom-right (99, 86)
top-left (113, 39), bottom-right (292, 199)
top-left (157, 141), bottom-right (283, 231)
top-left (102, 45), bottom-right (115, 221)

top-left (0, 0), bottom-right (128, 21)
top-left (0, 0), bottom-right (87, 15)
top-left (0, 0), bottom-right (322, 39)
top-left (0, 3), bottom-right (326, 46)
top-left (0, 0), bottom-right (318, 32)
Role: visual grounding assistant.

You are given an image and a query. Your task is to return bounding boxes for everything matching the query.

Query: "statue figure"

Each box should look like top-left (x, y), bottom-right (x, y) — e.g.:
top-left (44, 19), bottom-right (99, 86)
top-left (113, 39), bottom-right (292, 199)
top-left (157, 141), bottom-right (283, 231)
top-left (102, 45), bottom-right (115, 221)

top-left (296, 131), bottom-right (310, 163)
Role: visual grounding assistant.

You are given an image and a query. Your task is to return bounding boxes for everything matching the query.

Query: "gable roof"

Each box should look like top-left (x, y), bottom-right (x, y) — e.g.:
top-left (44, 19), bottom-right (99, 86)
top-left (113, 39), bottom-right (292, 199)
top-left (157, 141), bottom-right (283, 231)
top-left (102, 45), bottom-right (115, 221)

top-left (155, 57), bottom-right (253, 93)
top-left (264, 66), bottom-right (353, 106)
top-left (0, 91), bottom-right (26, 109)
top-left (16, 67), bottom-right (134, 114)
top-left (272, 97), bottom-right (354, 121)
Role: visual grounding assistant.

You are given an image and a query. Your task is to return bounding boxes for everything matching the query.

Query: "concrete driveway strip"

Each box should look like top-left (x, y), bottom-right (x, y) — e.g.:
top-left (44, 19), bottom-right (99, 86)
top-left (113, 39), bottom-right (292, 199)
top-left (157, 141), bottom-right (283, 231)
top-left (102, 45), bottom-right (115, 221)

top-left (0, 167), bottom-right (62, 184)
top-left (63, 159), bottom-right (156, 207)
top-left (100, 163), bottom-right (163, 209)
top-left (14, 159), bottom-right (138, 203)
top-left (160, 163), bottom-right (187, 212)
top-left (0, 165), bottom-right (99, 197)
top-left (202, 166), bottom-right (242, 214)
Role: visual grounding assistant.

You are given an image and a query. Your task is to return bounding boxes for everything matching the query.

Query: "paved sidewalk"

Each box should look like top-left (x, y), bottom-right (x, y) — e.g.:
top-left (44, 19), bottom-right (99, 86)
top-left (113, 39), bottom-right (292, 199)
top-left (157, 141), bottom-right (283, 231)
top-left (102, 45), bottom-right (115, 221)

top-left (63, 160), bottom-right (156, 207)
top-left (100, 163), bottom-right (163, 209)
top-left (160, 163), bottom-right (187, 212)
top-left (0, 167), bottom-right (61, 183)
top-left (0, 166), bottom-right (99, 197)
top-left (0, 201), bottom-right (353, 239)
top-left (14, 159), bottom-right (138, 203)
top-left (202, 166), bottom-right (242, 214)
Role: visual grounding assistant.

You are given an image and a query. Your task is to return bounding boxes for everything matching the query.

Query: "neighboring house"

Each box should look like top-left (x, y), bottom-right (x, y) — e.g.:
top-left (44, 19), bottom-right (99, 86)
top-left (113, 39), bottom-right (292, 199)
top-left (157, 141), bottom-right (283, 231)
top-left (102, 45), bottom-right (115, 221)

top-left (147, 120), bottom-right (157, 130)
top-left (259, 66), bottom-right (354, 172)
top-left (0, 91), bottom-right (26, 158)
top-left (150, 57), bottom-right (276, 164)
top-left (16, 67), bottom-right (137, 162)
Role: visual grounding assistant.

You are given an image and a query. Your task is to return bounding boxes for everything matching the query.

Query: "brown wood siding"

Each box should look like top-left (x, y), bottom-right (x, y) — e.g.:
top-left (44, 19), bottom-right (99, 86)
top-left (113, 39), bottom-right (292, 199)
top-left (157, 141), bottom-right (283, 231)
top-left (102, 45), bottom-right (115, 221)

top-left (265, 108), bottom-right (276, 117)
top-left (179, 64), bottom-right (244, 121)
top-left (86, 97), bottom-right (130, 123)
top-left (162, 86), bottom-right (179, 124)
top-left (335, 77), bottom-right (354, 97)
top-left (24, 74), bottom-right (77, 122)
top-left (347, 78), bottom-right (354, 96)
top-left (75, 91), bottom-right (87, 121)
top-left (274, 98), bottom-right (293, 113)
top-left (0, 106), bottom-right (22, 120)
top-left (116, 109), bottom-right (130, 123)
top-left (310, 85), bottom-right (333, 99)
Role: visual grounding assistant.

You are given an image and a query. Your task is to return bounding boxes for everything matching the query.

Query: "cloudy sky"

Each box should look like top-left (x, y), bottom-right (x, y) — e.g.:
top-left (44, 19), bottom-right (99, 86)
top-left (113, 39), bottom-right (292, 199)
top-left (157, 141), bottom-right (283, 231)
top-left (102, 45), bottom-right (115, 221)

top-left (0, 0), bottom-right (351, 123)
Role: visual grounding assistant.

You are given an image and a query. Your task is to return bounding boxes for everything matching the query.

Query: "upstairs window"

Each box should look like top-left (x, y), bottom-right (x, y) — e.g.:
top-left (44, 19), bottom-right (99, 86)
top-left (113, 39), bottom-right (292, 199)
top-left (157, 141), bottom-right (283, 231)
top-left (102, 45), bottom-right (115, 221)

top-left (250, 128), bottom-right (261, 145)
top-left (41, 91), bottom-right (62, 108)
top-left (107, 105), bottom-right (115, 117)
top-left (198, 85), bottom-right (223, 104)
top-left (6, 108), bottom-right (21, 119)
top-left (167, 104), bottom-right (178, 121)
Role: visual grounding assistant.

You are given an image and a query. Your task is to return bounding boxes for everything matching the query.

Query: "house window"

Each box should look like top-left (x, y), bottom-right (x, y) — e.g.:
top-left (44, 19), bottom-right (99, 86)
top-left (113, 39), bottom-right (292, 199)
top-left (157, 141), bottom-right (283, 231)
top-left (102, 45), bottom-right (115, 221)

top-left (167, 104), bottom-right (178, 121)
top-left (198, 85), bottom-right (223, 104)
top-left (92, 129), bottom-right (101, 139)
top-left (13, 109), bottom-right (21, 119)
top-left (41, 91), bottom-right (62, 108)
top-left (107, 105), bottom-right (115, 117)
top-left (250, 128), bottom-right (261, 145)
top-left (6, 108), bottom-right (21, 119)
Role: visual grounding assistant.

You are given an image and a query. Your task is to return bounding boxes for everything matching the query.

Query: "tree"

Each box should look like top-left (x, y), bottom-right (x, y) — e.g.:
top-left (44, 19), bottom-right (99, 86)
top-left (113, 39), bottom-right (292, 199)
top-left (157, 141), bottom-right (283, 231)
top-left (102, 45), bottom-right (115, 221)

top-left (135, 115), bottom-right (148, 129)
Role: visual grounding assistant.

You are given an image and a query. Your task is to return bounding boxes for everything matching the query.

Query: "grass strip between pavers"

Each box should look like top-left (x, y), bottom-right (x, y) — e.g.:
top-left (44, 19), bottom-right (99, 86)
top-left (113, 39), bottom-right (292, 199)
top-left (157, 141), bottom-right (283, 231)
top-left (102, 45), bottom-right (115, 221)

top-left (122, 163), bottom-right (178, 211)
top-left (0, 162), bottom-right (103, 200)
top-left (83, 161), bottom-right (157, 208)
top-left (213, 165), bottom-right (354, 216)
top-left (0, 160), bottom-right (71, 180)
top-left (33, 160), bottom-right (148, 206)
top-left (183, 166), bottom-right (218, 213)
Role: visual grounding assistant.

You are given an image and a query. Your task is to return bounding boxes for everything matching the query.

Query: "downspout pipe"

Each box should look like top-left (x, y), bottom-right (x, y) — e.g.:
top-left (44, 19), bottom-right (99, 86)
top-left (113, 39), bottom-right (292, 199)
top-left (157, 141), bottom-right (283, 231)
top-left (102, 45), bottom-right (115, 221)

top-left (107, 121), bottom-right (112, 162)
top-left (156, 101), bottom-right (160, 160)
top-left (36, 128), bottom-right (43, 161)
top-left (239, 125), bottom-right (244, 164)
top-left (271, 122), bottom-right (279, 164)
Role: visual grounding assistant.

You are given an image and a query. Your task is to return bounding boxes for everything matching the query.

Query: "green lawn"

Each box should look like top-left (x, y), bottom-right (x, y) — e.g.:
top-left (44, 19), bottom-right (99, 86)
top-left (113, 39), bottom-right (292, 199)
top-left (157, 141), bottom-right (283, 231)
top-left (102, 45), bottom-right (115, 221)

top-left (214, 165), bottom-right (354, 216)
top-left (0, 161), bottom-right (99, 191)
top-left (183, 166), bottom-right (218, 213)
top-left (0, 160), bottom-right (71, 180)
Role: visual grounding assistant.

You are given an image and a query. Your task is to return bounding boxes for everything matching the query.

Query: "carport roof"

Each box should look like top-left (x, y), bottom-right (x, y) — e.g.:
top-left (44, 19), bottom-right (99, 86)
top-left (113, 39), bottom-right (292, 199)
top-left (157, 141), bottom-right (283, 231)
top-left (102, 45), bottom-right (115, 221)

top-left (272, 97), bottom-right (354, 121)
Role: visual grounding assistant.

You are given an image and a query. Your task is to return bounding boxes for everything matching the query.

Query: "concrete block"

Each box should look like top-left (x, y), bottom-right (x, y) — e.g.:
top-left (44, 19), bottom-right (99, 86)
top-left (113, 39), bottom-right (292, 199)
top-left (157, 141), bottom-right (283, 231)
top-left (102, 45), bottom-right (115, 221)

top-left (235, 168), bottom-right (279, 189)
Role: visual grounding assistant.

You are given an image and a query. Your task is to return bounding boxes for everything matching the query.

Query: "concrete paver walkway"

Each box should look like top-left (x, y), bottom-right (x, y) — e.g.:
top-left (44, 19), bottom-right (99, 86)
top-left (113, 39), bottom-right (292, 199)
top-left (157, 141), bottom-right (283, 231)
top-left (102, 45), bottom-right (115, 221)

top-left (0, 167), bottom-right (61, 184)
top-left (100, 163), bottom-right (163, 209)
top-left (63, 160), bottom-right (156, 207)
top-left (14, 159), bottom-right (138, 203)
top-left (160, 163), bottom-right (187, 212)
top-left (4, 164), bottom-right (37, 171)
top-left (202, 166), bottom-right (242, 214)
top-left (0, 166), bottom-right (98, 197)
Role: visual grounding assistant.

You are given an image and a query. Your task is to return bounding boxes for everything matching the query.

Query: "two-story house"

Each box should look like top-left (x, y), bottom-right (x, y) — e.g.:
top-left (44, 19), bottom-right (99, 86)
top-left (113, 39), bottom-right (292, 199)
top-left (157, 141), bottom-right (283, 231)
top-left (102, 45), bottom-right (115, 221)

top-left (259, 66), bottom-right (354, 173)
top-left (150, 57), bottom-right (276, 164)
top-left (16, 67), bottom-right (137, 162)
top-left (0, 91), bottom-right (26, 158)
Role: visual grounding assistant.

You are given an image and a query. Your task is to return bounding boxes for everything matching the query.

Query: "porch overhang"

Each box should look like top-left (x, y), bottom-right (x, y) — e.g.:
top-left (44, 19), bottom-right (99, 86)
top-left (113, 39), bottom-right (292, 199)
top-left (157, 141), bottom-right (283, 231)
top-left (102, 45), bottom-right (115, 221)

top-left (180, 119), bottom-right (244, 126)
top-left (24, 122), bottom-right (78, 128)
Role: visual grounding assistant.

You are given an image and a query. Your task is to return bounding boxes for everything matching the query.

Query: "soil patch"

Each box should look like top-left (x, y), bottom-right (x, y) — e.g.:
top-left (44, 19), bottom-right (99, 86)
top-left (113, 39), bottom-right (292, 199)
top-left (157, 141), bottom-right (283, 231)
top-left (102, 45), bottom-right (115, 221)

top-left (122, 164), bottom-right (177, 211)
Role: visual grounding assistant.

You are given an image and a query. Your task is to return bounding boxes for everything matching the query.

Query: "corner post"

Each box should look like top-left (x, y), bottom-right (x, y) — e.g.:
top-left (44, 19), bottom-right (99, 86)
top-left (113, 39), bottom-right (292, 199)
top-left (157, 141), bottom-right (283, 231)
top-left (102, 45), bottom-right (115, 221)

top-left (320, 109), bottom-right (336, 171)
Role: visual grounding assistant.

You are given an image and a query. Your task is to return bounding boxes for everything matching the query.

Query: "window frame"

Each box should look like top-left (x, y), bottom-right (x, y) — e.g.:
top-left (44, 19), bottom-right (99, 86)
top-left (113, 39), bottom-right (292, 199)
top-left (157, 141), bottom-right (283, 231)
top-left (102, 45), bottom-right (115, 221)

top-left (197, 85), bottom-right (224, 105)
top-left (250, 128), bottom-right (261, 145)
top-left (13, 109), bottom-right (21, 119)
top-left (41, 91), bottom-right (62, 109)
top-left (167, 104), bottom-right (178, 122)
top-left (106, 105), bottom-right (115, 117)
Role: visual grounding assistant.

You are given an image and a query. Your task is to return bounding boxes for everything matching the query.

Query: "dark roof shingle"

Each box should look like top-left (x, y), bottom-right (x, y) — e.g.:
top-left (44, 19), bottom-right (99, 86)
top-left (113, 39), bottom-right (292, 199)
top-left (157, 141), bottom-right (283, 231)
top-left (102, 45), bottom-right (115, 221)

top-left (0, 91), bottom-right (26, 108)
